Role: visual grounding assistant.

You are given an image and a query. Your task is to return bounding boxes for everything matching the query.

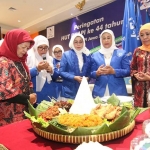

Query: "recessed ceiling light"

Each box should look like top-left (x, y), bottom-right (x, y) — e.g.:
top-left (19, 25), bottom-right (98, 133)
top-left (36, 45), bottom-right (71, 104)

top-left (71, 13), bottom-right (73, 16)
top-left (39, 8), bottom-right (43, 10)
top-left (18, 20), bottom-right (21, 22)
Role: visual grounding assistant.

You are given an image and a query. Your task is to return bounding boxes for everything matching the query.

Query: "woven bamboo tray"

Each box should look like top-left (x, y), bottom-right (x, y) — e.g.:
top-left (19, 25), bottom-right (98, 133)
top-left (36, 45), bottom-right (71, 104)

top-left (32, 120), bottom-right (135, 144)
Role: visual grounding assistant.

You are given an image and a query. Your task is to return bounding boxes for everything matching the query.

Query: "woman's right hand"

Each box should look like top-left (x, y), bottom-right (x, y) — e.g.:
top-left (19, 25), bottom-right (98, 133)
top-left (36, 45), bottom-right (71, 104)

top-left (96, 65), bottom-right (104, 76)
top-left (74, 76), bottom-right (82, 83)
top-left (29, 93), bottom-right (37, 105)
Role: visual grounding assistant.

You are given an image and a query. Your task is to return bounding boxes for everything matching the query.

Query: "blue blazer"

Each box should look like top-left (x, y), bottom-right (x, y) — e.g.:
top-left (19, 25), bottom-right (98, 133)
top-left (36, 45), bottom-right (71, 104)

top-left (59, 50), bottom-right (91, 99)
top-left (91, 49), bottom-right (130, 97)
top-left (30, 67), bottom-right (58, 103)
top-left (52, 58), bottom-right (61, 81)
top-left (52, 58), bottom-right (63, 99)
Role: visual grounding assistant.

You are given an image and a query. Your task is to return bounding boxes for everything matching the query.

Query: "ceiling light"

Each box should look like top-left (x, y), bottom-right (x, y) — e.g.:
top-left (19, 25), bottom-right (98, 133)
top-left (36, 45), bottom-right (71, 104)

top-left (18, 20), bottom-right (21, 22)
top-left (71, 13), bottom-right (73, 16)
top-left (39, 8), bottom-right (43, 10)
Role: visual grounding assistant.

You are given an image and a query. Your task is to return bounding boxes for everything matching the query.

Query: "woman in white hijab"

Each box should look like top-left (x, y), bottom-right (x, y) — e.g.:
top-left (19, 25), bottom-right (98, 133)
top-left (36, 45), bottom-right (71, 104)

top-left (26, 35), bottom-right (57, 104)
top-left (52, 45), bottom-right (64, 70)
top-left (59, 33), bottom-right (91, 100)
top-left (51, 45), bottom-right (64, 99)
top-left (91, 29), bottom-right (130, 98)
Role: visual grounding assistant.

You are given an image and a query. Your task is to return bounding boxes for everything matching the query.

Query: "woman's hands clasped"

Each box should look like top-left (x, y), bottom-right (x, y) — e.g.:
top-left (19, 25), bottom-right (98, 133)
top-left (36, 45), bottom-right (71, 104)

top-left (96, 65), bottom-right (115, 76)
top-left (134, 72), bottom-right (150, 81)
top-left (74, 76), bottom-right (89, 83)
top-left (37, 61), bottom-right (53, 73)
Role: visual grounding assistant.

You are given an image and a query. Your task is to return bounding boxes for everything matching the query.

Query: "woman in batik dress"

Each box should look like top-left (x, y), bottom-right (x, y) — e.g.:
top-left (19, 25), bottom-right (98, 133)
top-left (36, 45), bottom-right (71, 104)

top-left (131, 23), bottom-right (150, 107)
top-left (0, 29), bottom-right (37, 126)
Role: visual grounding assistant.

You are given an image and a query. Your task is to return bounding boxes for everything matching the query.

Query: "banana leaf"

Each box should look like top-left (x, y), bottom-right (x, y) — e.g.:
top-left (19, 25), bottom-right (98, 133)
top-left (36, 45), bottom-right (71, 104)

top-left (107, 93), bottom-right (120, 106)
top-left (109, 106), bottom-right (130, 131)
top-left (28, 100), bottom-right (37, 118)
top-left (88, 123), bottom-right (112, 134)
top-left (47, 120), bottom-right (75, 135)
top-left (129, 107), bottom-right (149, 123)
top-left (24, 111), bottom-right (50, 128)
top-left (139, 107), bottom-right (150, 114)
top-left (129, 107), bottom-right (141, 123)
top-left (48, 120), bottom-right (112, 136)
top-left (35, 100), bottom-right (55, 115)
top-left (94, 97), bottom-right (102, 104)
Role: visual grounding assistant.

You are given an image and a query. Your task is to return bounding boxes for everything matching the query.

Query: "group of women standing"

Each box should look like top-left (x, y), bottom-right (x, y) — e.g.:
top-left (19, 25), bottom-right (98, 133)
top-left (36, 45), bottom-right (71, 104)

top-left (0, 22), bottom-right (150, 126)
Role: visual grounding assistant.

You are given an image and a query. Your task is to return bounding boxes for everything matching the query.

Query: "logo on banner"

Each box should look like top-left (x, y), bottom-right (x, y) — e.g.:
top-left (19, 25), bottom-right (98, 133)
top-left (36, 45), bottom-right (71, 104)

top-left (47, 26), bottom-right (55, 39)
top-left (129, 17), bottom-right (137, 38)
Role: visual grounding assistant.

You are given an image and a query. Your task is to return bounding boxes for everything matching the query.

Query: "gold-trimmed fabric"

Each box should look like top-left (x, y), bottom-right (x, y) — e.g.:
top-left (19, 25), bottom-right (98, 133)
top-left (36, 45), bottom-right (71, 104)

top-left (32, 121), bottom-right (135, 144)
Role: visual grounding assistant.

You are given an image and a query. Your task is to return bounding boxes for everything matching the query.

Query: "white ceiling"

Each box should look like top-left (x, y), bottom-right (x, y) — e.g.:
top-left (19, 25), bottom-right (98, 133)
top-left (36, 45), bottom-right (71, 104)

top-left (0, 0), bottom-right (115, 35)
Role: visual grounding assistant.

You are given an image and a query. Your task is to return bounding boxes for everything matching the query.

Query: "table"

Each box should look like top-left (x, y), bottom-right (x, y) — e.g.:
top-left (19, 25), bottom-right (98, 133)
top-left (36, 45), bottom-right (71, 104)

top-left (0, 109), bottom-right (149, 150)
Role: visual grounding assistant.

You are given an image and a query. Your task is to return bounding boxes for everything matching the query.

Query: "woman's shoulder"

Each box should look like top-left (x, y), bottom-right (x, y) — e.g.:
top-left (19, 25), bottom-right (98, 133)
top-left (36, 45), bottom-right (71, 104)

top-left (91, 51), bottom-right (100, 57)
top-left (115, 49), bottom-right (126, 54)
top-left (0, 57), bottom-right (14, 70)
top-left (0, 57), bottom-right (12, 65)
top-left (135, 47), bottom-right (141, 51)
top-left (63, 49), bottom-right (74, 56)
top-left (115, 48), bottom-right (125, 51)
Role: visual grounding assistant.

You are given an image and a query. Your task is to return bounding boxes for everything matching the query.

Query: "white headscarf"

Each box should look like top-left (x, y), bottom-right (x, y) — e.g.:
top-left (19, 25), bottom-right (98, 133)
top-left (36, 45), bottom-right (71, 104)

top-left (99, 29), bottom-right (118, 55)
top-left (69, 33), bottom-right (90, 56)
top-left (27, 35), bottom-right (53, 92)
top-left (52, 45), bottom-right (64, 60)
top-left (69, 33), bottom-right (90, 71)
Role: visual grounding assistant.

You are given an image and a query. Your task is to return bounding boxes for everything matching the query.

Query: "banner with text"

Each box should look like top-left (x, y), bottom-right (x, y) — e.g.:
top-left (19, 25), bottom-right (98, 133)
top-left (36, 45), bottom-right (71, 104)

top-left (47, 0), bottom-right (125, 54)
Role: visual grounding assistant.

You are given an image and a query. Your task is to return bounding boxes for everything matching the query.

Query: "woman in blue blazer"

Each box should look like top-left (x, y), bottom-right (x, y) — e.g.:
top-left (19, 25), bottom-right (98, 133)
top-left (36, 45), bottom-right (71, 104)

top-left (26, 35), bottom-right (58, 104)
top-left (91, 29), bottom-right (130, 98)
top-left (52, 45), bottom-right (64, 99)
top-left (59, 33), bottom-right (91, 100)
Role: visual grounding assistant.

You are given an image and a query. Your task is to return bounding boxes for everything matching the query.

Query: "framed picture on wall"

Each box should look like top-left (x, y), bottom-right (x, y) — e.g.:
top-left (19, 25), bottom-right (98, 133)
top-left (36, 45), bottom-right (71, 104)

top-left (47, 26), bottom-right (55, 39)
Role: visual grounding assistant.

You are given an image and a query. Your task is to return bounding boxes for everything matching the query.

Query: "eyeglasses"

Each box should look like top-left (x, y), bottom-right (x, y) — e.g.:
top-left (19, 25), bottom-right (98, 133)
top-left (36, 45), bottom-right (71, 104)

top-left (54, 50), bottom-right (62, 54)
top-left (38, 46), bottom-right (48, 51)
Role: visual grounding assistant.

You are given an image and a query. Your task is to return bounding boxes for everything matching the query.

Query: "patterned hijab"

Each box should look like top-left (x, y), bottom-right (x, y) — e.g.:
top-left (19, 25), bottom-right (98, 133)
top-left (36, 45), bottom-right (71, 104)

top-left (0, 29), bottom-right (34, 73)
top-left (139, 23), bottom-right (150, 52)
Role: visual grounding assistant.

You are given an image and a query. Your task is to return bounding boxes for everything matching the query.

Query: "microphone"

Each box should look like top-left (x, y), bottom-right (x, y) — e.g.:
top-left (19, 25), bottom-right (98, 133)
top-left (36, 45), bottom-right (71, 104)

top-left (42, 54), bottom-right (49, 73)
top-left (42, 54), bottom-right (46, 62)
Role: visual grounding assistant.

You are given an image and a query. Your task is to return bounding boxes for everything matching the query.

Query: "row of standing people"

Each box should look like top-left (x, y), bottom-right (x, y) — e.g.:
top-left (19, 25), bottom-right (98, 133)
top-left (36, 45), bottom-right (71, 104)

top-left (26, 30), bottom-right (130, 104)
top-left (27, 24), bottom-right (150, 109)
top-left (0, 23), bottom-right (150, 126)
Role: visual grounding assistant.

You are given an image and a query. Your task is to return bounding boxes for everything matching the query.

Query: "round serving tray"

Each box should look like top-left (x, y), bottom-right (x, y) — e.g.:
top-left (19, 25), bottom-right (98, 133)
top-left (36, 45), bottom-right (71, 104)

top-left (32, 120), bottom-right (135, 144)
